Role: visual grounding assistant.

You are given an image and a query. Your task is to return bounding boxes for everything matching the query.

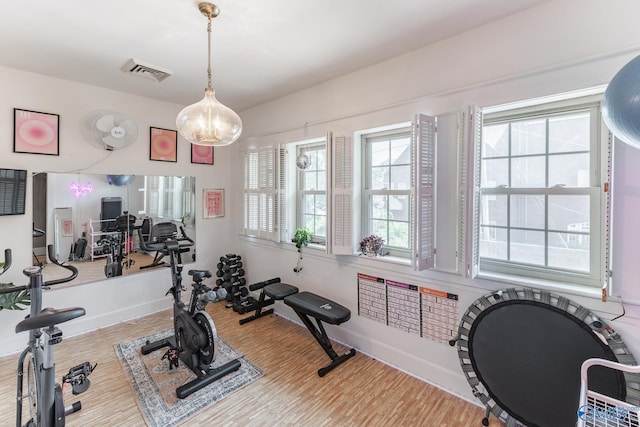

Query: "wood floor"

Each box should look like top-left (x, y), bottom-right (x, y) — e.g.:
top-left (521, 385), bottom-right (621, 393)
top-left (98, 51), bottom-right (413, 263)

top-left (0, 300), bottom-right (489, 426)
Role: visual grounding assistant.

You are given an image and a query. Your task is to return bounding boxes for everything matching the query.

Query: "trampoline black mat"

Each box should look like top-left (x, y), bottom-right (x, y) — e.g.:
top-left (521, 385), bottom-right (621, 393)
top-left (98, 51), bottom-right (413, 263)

top-left (469, 300), bottom-right (625, 427)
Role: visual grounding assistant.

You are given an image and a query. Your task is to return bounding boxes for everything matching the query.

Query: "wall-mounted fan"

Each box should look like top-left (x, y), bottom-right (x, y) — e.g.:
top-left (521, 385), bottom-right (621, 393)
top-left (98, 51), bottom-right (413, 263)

top-left (81, 110), bottom-right (138, 151)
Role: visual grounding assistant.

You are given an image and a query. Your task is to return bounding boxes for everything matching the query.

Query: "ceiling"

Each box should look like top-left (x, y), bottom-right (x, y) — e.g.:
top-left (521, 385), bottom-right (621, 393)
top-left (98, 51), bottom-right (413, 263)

top-left (0, 1), bottom-right (549, 112)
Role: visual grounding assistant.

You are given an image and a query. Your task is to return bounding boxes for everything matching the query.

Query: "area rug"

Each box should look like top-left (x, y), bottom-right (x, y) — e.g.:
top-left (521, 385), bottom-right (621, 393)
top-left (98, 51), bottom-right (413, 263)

top-left (115, 329), bottom-right (262, 427)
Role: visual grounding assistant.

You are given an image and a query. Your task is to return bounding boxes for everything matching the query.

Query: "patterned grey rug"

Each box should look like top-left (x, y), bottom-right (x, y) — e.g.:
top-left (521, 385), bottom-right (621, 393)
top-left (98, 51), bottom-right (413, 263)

top-left (115, 329), bottom-right (262, 427)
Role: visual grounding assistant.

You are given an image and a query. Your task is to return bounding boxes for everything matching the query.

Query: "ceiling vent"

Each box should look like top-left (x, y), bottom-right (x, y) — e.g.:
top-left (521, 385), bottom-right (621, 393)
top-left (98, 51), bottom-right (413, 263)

top-left (121, 58), bottom-right (172, 82)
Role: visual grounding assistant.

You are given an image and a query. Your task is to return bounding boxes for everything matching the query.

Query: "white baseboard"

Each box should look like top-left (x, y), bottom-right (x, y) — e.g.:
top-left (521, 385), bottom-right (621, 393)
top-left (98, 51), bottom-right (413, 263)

top-left (0, 297), bottom-right (172, 357)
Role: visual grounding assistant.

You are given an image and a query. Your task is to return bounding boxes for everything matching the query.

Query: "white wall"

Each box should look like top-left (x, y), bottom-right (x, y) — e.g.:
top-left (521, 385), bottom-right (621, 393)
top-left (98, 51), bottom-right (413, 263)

top-left (0, 66), bottom-right (235, 353)
top-left (230, 0), bottom-right (640, 402)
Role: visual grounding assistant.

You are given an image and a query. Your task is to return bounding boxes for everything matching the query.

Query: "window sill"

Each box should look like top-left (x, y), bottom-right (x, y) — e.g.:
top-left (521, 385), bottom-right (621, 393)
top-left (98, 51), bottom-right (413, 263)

top-left (476, 270), bottom-right (603, 301)
top-left (355, 253), bottom-right (412, 266)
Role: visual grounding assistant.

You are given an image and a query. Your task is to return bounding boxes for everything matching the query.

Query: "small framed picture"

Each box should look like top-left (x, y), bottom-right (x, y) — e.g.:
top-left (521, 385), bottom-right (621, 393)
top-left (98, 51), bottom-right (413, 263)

top-left (203, 188), bottom-right (224, 218)
top-left (149, 127), bottom-right (177, 162)
top-left (14, 108), bottom-right (60, 156)
top-left (191, 145), bottom-right (214, 165)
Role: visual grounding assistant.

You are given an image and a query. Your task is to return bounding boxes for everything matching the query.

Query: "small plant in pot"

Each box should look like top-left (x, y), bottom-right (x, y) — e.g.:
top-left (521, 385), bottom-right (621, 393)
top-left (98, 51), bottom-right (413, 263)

top-left (292, 228), bottom-right (313, 273)
top-left (360, 234), bottom-right (384, 257)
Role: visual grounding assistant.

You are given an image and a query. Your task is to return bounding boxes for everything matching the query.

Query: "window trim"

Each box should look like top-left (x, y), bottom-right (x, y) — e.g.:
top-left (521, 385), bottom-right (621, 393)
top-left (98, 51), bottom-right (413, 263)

top-left (478, 94), bottom-right (609, 288)
top-left (296, 140), bottom-right (328, 245)
top-left (361, 126), bottom-right (413, 258)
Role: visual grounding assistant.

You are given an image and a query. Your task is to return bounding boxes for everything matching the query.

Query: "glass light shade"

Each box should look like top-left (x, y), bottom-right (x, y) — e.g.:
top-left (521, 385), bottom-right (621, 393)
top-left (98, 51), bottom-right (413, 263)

top-left (176, 88), bottom-right (242, 146)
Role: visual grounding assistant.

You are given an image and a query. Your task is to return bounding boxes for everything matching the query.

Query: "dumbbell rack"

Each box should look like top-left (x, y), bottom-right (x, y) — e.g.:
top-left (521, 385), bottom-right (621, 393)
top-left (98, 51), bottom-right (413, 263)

top-left (215, 254), bottom-right (255, 313)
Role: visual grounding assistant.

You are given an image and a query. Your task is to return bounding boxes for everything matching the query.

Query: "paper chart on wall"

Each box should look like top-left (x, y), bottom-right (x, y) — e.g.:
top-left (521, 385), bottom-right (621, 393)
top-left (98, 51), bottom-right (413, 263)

top-left (357, 273), bottom-right (459, 344)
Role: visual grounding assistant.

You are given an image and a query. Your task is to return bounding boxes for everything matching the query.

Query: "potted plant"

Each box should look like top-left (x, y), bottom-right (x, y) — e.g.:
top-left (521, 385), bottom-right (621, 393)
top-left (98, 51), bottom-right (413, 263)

top-left (360, 234), bottom-right (384, 257)
top-left (292, 228), bottom-right (313, 273)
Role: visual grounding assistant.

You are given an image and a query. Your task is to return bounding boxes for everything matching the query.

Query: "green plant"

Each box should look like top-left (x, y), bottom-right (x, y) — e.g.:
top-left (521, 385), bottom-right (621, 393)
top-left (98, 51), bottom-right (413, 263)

top-left (292, 228), bottom-right (313, 273)
top-left (0, 282), bottom-right (30, 311)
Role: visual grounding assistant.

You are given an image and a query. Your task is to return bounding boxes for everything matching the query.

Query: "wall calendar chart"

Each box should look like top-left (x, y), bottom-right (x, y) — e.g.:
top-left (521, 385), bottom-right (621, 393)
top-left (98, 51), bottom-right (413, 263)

top-left (357, 273), bottom-right (459, 344)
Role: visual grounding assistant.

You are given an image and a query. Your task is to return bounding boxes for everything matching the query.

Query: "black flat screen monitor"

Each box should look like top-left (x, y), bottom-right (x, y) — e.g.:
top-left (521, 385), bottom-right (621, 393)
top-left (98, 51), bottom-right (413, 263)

top-left (101, 197), bottom-right (122, 232)
top-left (0, 169), bottom-right (27, 216)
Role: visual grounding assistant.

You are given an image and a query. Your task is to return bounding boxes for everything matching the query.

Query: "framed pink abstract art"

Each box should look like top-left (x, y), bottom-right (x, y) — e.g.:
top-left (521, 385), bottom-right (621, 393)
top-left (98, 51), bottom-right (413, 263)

top-left (203, 188), bottom-right (224, 218)
top-left (149, 127), bottom-right (177, 162)
top-left (191, 145), bottom-right (214, 165)
top-left (14, 109), bottom-right (60, 156)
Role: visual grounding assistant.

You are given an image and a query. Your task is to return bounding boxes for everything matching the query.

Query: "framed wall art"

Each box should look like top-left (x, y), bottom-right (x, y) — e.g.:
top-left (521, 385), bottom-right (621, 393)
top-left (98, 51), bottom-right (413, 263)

top-left (203, 188), bottom-right (224, 218)
top-left (149, 127), bottom-right (177, 162)
top-left (14, 108), bottom-right (60, 155)
top-left (191, 144), bottom-right (214, 165)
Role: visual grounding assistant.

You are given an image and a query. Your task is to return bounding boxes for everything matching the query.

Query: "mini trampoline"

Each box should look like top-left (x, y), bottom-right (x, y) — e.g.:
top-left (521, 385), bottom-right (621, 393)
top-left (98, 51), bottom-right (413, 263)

top-left (453, 288), bottom-right (640, 426)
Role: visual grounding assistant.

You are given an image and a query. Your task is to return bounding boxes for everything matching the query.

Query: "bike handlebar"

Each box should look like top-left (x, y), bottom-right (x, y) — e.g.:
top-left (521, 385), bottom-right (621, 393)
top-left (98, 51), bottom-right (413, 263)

top-left (0, 245), bottom-right (78, 296)
top-left (0, 248), bottom-right (11, 277)
top-left (45, 245), bottom-right (78, 286)
top-left (138, 223), bottom-right (194, 253)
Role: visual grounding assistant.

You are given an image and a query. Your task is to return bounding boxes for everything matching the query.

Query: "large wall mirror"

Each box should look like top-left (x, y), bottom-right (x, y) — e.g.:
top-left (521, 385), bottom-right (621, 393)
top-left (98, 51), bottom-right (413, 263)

top-left (33, 172), bottom-right (196, 287)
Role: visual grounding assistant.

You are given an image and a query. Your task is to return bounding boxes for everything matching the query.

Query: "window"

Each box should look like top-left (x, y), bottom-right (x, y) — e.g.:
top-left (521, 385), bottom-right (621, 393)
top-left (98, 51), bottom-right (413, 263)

top-left (145, 176), bottom-right (195, 221)
top-left (297, 142), bottom-right (327, 244)
top-left (242, 138), bottom-right (328, 245)
top-left (477, 96), bottom-right (610, 287)
top-left (362, 127), bottom-right (413, 257)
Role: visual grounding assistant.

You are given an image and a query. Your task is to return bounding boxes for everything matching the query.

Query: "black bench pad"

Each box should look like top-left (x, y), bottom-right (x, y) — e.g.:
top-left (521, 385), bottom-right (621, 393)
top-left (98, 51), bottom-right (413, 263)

top-left (264, 282), bottom-right (299, 300)
top-left (284, 292), bottom-right (350, 325)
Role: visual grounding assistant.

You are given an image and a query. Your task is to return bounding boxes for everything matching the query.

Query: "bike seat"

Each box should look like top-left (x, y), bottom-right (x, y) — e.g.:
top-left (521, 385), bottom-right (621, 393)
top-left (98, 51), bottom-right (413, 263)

top-left (188, 269), bottom-right (212, 282)
top-left (16, 307), bottom-right (86, 333)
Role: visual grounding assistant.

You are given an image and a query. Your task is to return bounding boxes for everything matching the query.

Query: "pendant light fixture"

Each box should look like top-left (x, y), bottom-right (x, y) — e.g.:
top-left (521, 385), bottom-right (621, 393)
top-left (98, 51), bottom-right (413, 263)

top-left (176, 2), bottom-right (242, 147)
top-left (296, 122), bottom-right (311, 170)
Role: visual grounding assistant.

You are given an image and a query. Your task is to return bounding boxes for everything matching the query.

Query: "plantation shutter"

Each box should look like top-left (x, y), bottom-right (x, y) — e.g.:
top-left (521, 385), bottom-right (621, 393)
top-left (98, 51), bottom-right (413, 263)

top-left (432, 112), bottom-right (462, 274)
top-left (465, 105), bottom-right (482, 278)
top-left (414, 114), bottom-right (436, 271)
top-left (277, 145), bottom-right (287, 242)
top-left (331, 135), bottom-right (354, 255)
top-left (325, 132), bottom-right (333, 253)
top-left (243, 151), bottom-right (260, 236)
top-left (243, 147), bottom-right (279, 241)
top-left (258, 146), bottom-right (278, 241)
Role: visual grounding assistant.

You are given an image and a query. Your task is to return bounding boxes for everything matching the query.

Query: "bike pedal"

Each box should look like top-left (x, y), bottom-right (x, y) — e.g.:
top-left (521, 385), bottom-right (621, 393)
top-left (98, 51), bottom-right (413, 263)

top-left (63, 361), bottom-right (97, 395)
top-left (162, 348), bottom-right (180, 370)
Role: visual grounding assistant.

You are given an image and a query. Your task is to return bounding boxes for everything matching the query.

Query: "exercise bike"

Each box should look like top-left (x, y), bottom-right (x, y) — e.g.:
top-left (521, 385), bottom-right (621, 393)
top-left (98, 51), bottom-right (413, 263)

top-left (137, 222), bottom-right (240, 399)
top-left (101, 212), bottom-right (137, 278)
top-left (0, 246), bottom-right (96, 427)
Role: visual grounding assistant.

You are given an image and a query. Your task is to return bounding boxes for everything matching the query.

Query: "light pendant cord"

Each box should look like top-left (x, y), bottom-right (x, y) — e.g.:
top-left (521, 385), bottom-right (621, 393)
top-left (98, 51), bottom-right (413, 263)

top-left (207, 15), bottom-right (212, 90)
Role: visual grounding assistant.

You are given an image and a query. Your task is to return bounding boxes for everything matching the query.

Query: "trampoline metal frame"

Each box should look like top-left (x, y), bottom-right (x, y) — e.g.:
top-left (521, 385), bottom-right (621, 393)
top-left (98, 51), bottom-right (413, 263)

top-left (455, 288), bottom-right (640, 426)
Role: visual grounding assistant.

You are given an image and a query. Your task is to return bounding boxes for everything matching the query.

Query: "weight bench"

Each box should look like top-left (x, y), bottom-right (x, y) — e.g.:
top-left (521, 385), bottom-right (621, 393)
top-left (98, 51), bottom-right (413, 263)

top-left (239, 277), bottom-right (299, 325)
top-left (284, 291), bottom-right (356, 377)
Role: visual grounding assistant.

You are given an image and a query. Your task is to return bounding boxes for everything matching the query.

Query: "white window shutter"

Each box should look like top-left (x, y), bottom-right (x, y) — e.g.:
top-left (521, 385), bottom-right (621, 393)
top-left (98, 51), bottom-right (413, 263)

top-left (414, 114), bottom-right (436, 271)
top-left (277, 145), bottom-right (287, 242)
top-left (325, 132), bottom-right (333, 253)
top-left (465, 105), bottom-right (482, 278)
top-left (243, 147), bottom-right (279, 241)
top-left (331, 135), bottom-right (354, 255)
top-left (258, 147), bottom-right (279, 241)
top-left (243, 151), bottom-right (260, 236)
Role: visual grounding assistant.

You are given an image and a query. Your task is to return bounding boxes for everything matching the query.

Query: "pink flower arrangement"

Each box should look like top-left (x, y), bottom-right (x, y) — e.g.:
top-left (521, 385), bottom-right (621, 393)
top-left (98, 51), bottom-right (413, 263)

top-left (360, 234), bottom-right (384, 256)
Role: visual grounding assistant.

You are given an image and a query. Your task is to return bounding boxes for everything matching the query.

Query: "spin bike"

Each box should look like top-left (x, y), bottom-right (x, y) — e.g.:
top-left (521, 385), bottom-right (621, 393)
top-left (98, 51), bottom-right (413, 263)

top-left (101, 212), bottom-right (137, 278)
top-left (0, 246), bottom-right (96, 427)
top-left (137, 222), bottom-right (240, 399)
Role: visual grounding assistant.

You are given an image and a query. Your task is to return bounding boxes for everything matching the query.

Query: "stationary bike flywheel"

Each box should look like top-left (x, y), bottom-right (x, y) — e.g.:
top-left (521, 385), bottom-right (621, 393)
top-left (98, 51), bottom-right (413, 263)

top-left (193, 311), bottom-right (217, 366)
